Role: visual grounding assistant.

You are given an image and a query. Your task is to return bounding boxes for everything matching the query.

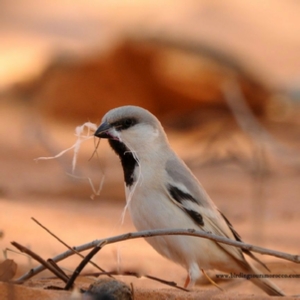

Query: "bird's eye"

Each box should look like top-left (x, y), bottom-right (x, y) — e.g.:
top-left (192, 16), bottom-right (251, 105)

top-left (124, 118), bottom-right (133, 126)
top-left (122, 118), bottom-right (136, 129)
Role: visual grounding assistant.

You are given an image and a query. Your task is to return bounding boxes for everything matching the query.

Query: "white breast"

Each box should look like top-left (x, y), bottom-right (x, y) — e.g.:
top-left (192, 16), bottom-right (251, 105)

top-left (125, 173), bottom-right (221, 271)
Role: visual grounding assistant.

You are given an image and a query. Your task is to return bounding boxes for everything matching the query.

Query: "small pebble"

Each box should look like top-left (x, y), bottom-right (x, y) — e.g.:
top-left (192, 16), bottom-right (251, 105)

top-left (84, 278), bottom-right (133, 300)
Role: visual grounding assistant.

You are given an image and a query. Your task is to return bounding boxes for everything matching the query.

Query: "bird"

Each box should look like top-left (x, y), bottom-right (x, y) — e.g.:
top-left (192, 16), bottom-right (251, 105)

top-left (94, 105), bottom-right (285, 296)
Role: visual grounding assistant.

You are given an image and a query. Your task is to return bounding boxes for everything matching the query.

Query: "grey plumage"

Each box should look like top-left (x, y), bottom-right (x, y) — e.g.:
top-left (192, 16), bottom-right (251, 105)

top-left (94, 105), bottom-right (285, 296)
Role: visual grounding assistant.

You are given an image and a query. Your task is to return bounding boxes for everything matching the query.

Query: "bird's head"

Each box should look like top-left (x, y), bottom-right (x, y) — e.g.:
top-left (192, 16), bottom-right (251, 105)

top-left (94, 106), bottom-right (168, 157)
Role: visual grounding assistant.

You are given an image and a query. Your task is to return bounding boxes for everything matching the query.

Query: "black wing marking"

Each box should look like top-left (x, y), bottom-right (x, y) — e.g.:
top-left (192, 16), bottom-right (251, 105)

top-left (168, 185), bottom-right (204, 227)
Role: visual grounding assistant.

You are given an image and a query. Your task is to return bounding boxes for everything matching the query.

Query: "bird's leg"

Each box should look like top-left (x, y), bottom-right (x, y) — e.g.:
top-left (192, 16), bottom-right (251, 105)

top-left (185, 263), bottom-right (201, 289)
top-left (184, 275), bottom-right (190, 288)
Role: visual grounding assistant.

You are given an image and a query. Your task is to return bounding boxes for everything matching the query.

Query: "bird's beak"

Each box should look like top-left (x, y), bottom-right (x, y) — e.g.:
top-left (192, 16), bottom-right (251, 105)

top-left (94, 121), bottom-right (113, 139)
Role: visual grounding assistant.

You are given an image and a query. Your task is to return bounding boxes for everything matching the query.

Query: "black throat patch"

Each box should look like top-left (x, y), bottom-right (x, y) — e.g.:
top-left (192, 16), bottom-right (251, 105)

top-left (109, 139), bottom-right (138, 187)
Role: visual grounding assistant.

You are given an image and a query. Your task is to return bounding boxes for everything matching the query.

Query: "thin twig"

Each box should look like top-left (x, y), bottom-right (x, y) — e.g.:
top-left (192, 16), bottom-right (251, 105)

top-left (88, 270), bottom-right (189, 292)
top-left (43, 269), bottom-right (189, 292)
top-left (14, 228), bottom-right (300, 284)
top-left (64, 240), bottom-right (107, 290)
top-left (250, 143), bottom-right (269, 244)
top-left (47, 259), bottom-right (69, 280)
top-left (144, 274), bottom-right (188, 292)
top-left (31, 217), bottom-right (109, 275)
top-left (11, 242), bottom-right (69, 283)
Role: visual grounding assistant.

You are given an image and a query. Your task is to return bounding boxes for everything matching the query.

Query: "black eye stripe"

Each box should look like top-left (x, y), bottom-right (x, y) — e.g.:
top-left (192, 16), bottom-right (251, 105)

top-left (112, 118), bottom-right (137, 131)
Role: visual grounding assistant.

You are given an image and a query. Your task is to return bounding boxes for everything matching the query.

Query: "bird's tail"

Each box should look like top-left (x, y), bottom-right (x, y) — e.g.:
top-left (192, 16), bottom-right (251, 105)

top-left (248, 265), bottom-right (285, 296)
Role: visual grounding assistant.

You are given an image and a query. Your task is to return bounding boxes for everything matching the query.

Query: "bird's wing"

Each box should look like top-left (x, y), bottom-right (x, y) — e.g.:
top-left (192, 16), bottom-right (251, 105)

top-left (165, 156), bottom-right (240, 238)
top-left (165, 156), bottom-right (268, 270)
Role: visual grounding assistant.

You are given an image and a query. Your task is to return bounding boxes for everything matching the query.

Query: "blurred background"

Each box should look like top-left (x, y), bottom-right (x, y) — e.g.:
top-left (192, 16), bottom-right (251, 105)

top-left (1, 0), bottom-right (300, 294)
